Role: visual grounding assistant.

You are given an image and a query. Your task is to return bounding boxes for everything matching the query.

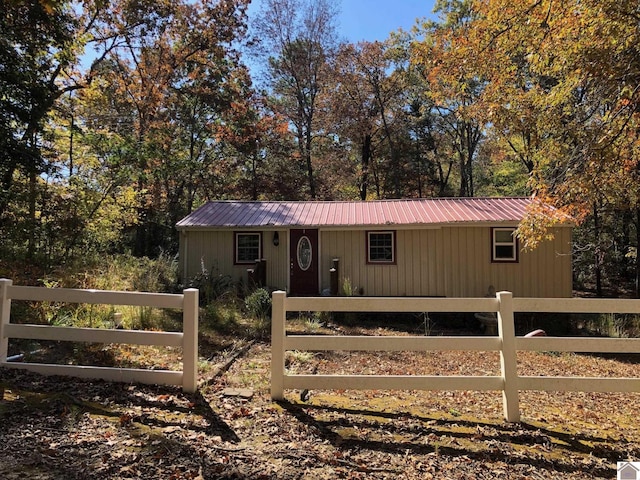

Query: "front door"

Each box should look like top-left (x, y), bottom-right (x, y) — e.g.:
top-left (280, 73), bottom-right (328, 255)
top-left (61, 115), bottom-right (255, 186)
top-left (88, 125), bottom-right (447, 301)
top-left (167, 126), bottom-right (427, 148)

top-left (289, 229), bottom-right (319, 295)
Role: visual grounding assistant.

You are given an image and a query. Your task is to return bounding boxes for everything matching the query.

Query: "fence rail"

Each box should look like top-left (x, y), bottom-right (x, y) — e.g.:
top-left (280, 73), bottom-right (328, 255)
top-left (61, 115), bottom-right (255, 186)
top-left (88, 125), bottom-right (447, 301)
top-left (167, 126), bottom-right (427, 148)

top-left (0, 279), bottom-right (199, 392)
top-left (271, 291), bottom-right (640, 422)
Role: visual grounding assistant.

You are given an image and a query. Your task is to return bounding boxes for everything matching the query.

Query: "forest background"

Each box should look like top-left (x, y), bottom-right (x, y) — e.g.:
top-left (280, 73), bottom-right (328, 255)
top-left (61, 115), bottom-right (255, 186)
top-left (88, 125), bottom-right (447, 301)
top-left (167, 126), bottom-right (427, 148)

top-left (2, 0), bottom-right (640, 298)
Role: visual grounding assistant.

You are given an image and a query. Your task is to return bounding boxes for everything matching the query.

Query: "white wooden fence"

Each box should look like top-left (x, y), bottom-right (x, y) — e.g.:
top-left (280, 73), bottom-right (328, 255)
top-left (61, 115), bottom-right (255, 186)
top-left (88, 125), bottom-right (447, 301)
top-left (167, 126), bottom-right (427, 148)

top-left (271, 291), bottom-right (640, 422)
top-left (0, 279), bottom-right (199, 392)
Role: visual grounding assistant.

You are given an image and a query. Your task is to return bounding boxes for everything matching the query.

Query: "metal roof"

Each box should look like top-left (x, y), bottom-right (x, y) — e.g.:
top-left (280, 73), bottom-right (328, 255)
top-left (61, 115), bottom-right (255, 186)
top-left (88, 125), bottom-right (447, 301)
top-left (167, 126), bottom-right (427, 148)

top-left (176, 197), bottom-right (547, 229)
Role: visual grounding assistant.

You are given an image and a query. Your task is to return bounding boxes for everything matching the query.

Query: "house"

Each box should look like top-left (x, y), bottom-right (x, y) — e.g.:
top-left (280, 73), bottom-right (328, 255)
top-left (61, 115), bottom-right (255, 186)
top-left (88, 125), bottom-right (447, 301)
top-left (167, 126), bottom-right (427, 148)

top-left (619, 462), bottom-right (640, 480)
top-left (176, 197), bottom-right (572, 298)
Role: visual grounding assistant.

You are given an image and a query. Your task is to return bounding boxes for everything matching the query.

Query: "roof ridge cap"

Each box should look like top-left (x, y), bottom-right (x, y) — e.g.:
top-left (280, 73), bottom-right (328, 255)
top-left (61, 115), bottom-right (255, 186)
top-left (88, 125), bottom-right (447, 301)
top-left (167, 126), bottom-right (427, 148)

top-left (203, 197), bottom-right (532, 204)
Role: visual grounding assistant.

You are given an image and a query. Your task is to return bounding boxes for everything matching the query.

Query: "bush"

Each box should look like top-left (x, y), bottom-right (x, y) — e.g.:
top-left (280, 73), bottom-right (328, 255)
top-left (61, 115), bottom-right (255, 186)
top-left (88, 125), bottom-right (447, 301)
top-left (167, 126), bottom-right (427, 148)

top-left (202, 301), bottom-right (240, 333)
top-left (584, 313), bottom-right (640, 338)
top-left (241, 288), bottom-right (273, 339)
top-left (334, 277), bottom-right (362, 324)
top-left (7, 254), bottom-right (182, 330)
top-left (186, 260), bottom-right (235, 306)
top-left (132, 252), bottom-right (178, 293)
top-left (245, 288), bottom-right (272, 320)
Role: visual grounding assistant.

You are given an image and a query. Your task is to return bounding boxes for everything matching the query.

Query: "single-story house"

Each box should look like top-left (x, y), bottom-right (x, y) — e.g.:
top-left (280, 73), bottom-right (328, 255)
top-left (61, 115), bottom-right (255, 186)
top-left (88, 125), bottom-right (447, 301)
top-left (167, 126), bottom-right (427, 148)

top-left (618, 462), bottom-right (640, 480)
top-left (176, 197), bottom-right (572, 298)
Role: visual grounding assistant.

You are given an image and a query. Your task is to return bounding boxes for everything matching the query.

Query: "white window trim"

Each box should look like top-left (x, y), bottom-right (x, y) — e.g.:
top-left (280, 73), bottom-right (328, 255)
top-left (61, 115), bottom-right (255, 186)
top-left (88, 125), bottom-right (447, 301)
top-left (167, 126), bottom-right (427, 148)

top-left (492, 227), bottom-right (518, 262)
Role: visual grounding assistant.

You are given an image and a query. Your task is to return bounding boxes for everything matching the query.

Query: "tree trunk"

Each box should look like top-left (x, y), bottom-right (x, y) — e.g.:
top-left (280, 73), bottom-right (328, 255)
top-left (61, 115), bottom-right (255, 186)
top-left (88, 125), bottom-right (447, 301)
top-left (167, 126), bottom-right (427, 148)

top-left (0, 161), bottom-right (18, 220)
top-left (305, 131), bottom-right (315, 199)
top-left (415, 136), bottom-right (423, 198)
top-left (134, 175), bottom-right (148, 257)
top-left (466, 123), bottom-right (474, 197)
top-left (622, 208), bottom-right (633, 282)
top-left (27, 165), bottom-right (37, 260)
top-left (251, 142), bottom-right (258, 201)
top-left (458, 149), bottom-right (468, 197)
top-left (68, 107), bottom-right (74, 177)
top-left (594, 202), bottom-right (602, 297)
top-left (360, 134), bottom-right (371, 200)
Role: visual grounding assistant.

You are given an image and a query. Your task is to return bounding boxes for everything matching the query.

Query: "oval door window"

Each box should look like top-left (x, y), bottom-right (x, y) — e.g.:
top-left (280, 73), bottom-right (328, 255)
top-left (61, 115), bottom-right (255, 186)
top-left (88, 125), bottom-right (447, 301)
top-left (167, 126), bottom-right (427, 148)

top-left (297, 236), bottom-right (312, 271)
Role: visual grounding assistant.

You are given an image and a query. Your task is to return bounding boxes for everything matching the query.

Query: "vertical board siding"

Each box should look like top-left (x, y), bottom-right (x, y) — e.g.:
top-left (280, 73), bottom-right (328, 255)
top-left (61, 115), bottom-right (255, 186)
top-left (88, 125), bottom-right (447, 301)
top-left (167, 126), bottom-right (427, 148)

top-left (185, 231), bottom-right (234, 280)
top-left (182, 226), bottom-right (572, 298)
top-left (407, 230), bottom-right (417, 296)
top-left (491, 225), bottom-right (561, 297)
top-left (183, 230), bottom-right (288, 290)
top-left (320, 227), bottom-right (571, 298)
top-left (262, 231), bottom-right (288, 289)
top-left (321, 229), bottom-right (445, 297)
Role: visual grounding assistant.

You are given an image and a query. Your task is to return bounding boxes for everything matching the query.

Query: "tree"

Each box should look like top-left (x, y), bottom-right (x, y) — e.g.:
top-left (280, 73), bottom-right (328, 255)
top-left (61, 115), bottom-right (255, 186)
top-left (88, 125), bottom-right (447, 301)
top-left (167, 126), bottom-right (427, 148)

top-left (356, 41), bottom-right (408, 198)
top-left (326, 42), bottom-right (385, 200)
top-left (0, 1), bottom-right (76, 256)
top-left (87, 0), bottom-right (252, 256)
top-left (1, 0), bottom-right (253, 261)
top-left (325, 40), bottom-right (419, 199)
top-left (418, 0), bottom-right (640, 294)
top-left (253, 0), bottom-right (339, 199)
top-left (391, 31), bottom-right (455, 197)
top-left (411, 0), bottom-right (485, 197)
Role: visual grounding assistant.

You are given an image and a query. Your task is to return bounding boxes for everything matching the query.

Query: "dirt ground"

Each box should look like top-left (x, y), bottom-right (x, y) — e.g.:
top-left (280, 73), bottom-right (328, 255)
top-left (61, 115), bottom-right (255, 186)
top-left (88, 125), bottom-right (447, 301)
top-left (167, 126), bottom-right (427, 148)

top-left (1, 337), bottom-right (640, 479)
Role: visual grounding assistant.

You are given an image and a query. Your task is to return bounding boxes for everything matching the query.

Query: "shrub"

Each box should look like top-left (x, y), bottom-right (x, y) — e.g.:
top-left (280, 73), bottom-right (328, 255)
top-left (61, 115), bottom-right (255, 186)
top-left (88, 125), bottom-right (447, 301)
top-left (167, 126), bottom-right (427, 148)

top-left (132, 252), bottom-right (179, 293)
top-left (8, 254), bottom-right (183, 330)
top-left (335, 277), bottom-right (361, 324)
top-left (341, 277), bottom-right (357, 296)
top-left (186, 260), bottom-right (235, 305)
top-left (202, 301), bottom-right (240, 333)
top-left (245, 288), bottom-right (272, 320)
top-left (585, 313), bottom-right (640, 338)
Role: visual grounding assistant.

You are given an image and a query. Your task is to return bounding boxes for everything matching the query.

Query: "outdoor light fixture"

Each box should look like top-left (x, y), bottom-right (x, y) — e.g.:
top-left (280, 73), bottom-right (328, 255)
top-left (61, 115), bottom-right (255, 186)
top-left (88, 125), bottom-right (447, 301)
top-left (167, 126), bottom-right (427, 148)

top-left (273, 231), bottom-right (280, 246)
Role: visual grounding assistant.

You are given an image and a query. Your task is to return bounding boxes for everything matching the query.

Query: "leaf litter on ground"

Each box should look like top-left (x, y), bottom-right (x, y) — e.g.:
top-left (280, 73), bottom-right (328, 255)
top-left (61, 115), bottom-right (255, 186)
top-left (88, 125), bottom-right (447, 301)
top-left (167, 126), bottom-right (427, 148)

top-left (0, 332), bottom-right (639, 479)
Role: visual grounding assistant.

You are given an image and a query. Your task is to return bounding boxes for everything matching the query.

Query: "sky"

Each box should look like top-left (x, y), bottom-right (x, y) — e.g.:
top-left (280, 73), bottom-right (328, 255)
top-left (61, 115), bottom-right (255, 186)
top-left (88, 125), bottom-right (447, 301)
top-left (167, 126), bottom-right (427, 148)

top-left (337, 0), bottom-right (437, 42)
top-left (247, 0), bottom-right (438, 44)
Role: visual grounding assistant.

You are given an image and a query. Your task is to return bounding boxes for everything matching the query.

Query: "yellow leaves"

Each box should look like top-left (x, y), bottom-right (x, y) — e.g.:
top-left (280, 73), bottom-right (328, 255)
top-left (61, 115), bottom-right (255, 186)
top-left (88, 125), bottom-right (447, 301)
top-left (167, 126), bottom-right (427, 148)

top-left (414, 0), bottom-right (640, 247)
top-left (36, 0), bottom-right (60, 15)
top-left (517, 195), bottom-right (574, 251)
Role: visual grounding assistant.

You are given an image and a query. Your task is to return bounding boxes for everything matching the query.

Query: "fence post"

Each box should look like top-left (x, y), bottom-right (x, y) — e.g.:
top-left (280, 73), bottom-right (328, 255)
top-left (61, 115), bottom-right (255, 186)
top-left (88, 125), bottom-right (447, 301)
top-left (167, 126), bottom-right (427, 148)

top-left (497, 291), bottom-right (520, 422)
top-left (182, 288), bottom-right (199, 393)
top-left (271, 290), bottom-right (287, 400)
top-left (0, 279), bottom-right (12, 363)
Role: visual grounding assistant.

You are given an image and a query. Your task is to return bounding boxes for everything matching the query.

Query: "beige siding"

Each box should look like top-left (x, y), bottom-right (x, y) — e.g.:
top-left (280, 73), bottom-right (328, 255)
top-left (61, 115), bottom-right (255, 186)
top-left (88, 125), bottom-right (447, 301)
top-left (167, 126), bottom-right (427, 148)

top-left (480, 226), bottom-right (572, 298)
top-left (320, 226), bottom-right (572, 298)
top-left (181, 225), bottom-right (572, 298)
top-left (180, 229), bottom-right (289, 290)
top-left (264, 231), bottom-right (289, 289)
top-left (321, 229), bottom-right (446, 297)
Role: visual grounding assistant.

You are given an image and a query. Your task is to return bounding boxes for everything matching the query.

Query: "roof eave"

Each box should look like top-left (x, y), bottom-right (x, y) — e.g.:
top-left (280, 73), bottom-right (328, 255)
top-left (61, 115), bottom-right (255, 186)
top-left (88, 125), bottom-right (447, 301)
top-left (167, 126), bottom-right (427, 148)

top-left (176, 219), bottom-right (565, 231)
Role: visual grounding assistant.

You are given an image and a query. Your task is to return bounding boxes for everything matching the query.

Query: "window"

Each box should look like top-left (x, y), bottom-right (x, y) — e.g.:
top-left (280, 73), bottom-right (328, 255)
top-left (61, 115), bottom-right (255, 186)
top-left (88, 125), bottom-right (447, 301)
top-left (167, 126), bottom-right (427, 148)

top-left (296, 236), bottom-right (312, 271)
top-left (367, 231), bottom-right (395, 263)
top-left (492, 228), bottom-right (518, 262)
top-left (235, 232), bottom-right (261, 264)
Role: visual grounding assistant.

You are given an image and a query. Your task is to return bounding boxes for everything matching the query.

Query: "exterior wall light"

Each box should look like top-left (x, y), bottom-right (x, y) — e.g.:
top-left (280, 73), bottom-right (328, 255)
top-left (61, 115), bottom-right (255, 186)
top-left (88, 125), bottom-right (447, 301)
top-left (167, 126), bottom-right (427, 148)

top-left (273, 231), bottom-right (280, 246)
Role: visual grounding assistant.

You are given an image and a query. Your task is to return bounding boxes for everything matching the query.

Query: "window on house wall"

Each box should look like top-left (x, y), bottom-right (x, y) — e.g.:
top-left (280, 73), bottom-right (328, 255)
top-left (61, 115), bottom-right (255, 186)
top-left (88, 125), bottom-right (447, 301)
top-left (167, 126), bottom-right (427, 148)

top-left (367, 231), bottom-right (395, 263)
top-left (235, 232), bottom-right (261, 264)
top-left (492, 227), bottom-right (518, 262)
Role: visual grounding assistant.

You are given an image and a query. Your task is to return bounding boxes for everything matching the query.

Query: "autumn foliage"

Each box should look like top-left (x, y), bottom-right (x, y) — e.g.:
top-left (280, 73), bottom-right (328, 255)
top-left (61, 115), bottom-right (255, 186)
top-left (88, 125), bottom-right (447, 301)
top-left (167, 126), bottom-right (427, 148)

top-left (2, 0), bottom-right (640, 293)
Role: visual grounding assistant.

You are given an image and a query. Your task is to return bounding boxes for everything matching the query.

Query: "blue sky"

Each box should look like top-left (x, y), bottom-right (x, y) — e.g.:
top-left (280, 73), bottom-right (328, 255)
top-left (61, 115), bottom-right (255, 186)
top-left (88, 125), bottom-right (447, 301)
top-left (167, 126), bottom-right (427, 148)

top-left (247, 0), bottom-right (438, 43)
top-left (337, 0), bottom-right (437, 42)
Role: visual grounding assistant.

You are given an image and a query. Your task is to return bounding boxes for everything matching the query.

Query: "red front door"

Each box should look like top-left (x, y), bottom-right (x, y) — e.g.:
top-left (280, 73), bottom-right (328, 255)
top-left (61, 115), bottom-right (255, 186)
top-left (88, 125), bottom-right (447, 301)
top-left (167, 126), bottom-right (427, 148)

top-left (289, 229), bottom-right (319, 295)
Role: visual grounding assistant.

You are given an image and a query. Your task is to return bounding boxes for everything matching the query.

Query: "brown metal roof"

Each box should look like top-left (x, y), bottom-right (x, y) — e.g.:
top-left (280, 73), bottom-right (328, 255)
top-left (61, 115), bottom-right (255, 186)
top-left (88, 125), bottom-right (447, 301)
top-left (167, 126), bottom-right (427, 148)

top-left (176, 197), bottom-right (549, 229)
